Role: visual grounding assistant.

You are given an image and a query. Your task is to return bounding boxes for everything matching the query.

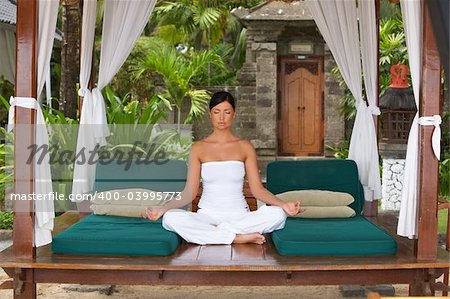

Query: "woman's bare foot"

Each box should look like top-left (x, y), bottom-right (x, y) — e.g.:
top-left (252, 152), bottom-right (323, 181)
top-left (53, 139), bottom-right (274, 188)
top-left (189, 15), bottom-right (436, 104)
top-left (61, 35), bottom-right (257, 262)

top-left (233, 233), bottom-right (266, 245)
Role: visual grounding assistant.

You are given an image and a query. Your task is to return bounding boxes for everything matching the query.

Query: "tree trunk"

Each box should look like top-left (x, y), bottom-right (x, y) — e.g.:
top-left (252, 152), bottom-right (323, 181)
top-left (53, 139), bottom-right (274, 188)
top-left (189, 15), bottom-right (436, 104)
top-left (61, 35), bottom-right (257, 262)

top-left (60, 0), bottom-right (80, 119)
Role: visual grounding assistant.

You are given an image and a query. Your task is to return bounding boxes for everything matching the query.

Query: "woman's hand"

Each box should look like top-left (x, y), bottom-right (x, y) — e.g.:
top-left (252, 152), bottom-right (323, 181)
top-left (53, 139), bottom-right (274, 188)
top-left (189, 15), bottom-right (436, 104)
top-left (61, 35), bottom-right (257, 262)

top-left (282, 201), bottom-right (302, 216)
top-left (141, 207), bottom-right (166, 221)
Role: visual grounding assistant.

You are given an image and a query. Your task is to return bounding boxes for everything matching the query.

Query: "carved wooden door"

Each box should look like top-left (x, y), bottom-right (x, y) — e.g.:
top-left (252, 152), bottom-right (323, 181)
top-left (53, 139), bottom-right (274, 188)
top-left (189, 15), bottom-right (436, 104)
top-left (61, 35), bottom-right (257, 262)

top-left (278, 57), bottom-right (324, 156)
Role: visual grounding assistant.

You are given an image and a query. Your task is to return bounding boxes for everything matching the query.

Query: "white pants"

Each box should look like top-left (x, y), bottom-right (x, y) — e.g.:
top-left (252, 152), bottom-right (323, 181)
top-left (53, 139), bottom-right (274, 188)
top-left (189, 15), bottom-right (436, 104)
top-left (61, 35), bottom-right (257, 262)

top-left (162, 205), bottom-right (287, 245)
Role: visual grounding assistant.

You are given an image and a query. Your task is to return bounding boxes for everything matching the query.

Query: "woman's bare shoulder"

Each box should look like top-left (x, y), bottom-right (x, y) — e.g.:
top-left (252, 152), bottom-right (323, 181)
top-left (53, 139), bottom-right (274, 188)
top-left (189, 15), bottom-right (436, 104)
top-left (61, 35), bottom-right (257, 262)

top-left (238, 139), bottom-right (255, 150)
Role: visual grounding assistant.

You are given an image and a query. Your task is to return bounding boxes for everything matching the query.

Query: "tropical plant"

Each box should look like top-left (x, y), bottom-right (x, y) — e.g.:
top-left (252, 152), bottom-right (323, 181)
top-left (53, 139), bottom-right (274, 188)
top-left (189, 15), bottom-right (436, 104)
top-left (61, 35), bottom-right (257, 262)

top-left (133, 37), bottom-right (226, 131)
top-left (325, 141), bottom-right (349, 159)
top-left (153, 0), bottom-right (260, 70)
top-left (102, 87), bottom-right (191, 161)
top-left (103, 86), bottom-right (172, 125)
top-left (154, 0), bottom-right (257, 48)
top-left (0, 211), bottom-right (13, 229)
top-left (439, 151), bottom-right (450, 198)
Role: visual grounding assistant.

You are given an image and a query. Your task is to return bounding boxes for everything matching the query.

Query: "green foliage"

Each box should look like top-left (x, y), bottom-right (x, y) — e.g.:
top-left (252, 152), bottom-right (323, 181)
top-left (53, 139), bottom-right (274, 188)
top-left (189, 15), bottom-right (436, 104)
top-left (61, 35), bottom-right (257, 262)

top-left (379, 18), bottom-right (408, 93)
top-left (325, 141), bottom-right (349, 159)
top-left (103, 86), bottom-right (171, 125)
top-left (133, 37), bottom-right (225, 127)
top-left (0, 76), bottom-right (13, 126)
top-left (152, 0), bottom-right (260, 77)
top-left (102, 87), bottom-right (192, 161)
top-left (0, 127), bottom-right (13, 211)
top-left (0, 211), bottom-right (13, 229)
top-left (439, 151), bottom-right (450, 198)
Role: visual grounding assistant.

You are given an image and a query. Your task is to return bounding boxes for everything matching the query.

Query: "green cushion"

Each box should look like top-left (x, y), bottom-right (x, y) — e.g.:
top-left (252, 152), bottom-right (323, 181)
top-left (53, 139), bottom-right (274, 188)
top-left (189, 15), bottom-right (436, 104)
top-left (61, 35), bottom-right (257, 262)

top-left (92, 159), bottom-right (187, 193)
top-left (52, 214), bottom-right (181, 256)
top-left (267, 160), bottom-right (364, 214)
top-left (271, 216), bottom-right (397, 256)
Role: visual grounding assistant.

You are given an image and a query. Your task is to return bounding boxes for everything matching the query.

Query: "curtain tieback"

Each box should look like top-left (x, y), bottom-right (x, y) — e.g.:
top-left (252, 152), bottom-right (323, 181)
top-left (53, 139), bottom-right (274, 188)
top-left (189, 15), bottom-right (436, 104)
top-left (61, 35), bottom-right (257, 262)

top-left (78, 87), bottom-right (90, 97)
top-left (418, 115), bottom-right (441, 160)
top-left (368, 105), bottom-right (381, 116)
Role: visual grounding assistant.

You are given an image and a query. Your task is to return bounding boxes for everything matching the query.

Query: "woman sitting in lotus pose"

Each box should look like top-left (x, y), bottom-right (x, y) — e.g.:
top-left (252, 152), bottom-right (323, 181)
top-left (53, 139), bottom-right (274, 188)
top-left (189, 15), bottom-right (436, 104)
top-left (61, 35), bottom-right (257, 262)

top-left (142, 91), bottom-right (301, 245)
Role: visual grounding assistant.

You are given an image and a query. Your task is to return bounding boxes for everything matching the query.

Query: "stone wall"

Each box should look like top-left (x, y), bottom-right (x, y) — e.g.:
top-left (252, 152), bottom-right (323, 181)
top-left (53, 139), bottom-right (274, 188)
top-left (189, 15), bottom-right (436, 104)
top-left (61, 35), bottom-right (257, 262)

top-left (323, 46), bottom-right (346, 156)
top-left (381, 159), bottom-right (405, 211)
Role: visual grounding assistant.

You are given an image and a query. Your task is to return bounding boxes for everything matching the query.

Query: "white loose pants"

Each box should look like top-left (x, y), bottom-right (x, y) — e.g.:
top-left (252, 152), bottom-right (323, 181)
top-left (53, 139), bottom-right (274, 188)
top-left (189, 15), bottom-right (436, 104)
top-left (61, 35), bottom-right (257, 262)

top-left (162, 205), bottom-right (287, 245)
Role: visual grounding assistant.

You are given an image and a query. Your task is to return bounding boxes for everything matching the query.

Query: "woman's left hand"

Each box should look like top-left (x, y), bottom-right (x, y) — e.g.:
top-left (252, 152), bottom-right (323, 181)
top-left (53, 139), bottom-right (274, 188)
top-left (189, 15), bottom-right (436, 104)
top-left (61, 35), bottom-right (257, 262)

top-left (282, 201), bottom-right (302, 216)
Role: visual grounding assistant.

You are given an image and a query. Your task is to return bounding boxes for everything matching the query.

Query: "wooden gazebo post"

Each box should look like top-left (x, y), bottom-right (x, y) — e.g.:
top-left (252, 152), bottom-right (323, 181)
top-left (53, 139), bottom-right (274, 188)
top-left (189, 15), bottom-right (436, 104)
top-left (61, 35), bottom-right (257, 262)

top-left (416, 0), bottom-right (440, 261)
top-left (12, 0), bottom-right (38, 298)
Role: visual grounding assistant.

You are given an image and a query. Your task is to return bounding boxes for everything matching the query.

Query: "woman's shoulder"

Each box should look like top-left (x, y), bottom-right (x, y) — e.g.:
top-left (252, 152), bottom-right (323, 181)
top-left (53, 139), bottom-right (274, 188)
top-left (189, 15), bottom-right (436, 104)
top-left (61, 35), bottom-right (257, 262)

top-left (237, 139), bottom-right (255, 149)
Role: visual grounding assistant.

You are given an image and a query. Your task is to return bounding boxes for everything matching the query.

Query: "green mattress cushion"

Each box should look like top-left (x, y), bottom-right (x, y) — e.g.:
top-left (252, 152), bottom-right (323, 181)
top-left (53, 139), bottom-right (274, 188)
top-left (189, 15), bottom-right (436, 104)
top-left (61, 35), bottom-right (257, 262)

top-left (271, 215), bottom-right (397, 256)
top-left (52, 214), bottom-right (181, 256)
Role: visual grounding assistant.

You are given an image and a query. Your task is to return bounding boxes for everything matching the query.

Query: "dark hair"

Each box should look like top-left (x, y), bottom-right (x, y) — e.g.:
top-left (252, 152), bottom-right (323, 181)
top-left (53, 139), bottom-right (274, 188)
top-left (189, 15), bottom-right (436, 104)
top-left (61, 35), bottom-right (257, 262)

top-left (209, 91), bottom-right (235, 110)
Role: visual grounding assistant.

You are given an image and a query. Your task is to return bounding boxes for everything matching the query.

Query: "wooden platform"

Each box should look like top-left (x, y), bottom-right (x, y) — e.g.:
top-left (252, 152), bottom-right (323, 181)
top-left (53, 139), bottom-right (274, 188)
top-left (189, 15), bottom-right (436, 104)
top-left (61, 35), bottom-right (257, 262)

top-left (1, 212), bottom-right (449, 288)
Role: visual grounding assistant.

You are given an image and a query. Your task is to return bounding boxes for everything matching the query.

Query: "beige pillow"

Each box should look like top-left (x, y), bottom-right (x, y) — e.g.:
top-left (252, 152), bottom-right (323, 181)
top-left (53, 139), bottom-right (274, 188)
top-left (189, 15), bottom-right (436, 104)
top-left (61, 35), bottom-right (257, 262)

top-left (90, 188), bottom-right (189, 217)
top-left (90, 204), bottom-right (148, 218)
top-left (295, 206), bottom-right (356, 218)
top-left (276, 190), bottom-right (354, 207)
top-left (91, 188), bottom-right (173, 206)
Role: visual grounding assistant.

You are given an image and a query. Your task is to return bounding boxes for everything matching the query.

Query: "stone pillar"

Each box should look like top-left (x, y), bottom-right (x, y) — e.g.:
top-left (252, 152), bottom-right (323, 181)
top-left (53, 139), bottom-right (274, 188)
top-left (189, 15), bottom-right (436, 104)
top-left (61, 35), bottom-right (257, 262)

top-left (254, 42), bottom-right (277, 177)
top-left (323, 46), bottom-right (345, 156)
top-left (379, 143), bottom-right (407, 211)
top-left (381, 159), bottom-right (405, 211)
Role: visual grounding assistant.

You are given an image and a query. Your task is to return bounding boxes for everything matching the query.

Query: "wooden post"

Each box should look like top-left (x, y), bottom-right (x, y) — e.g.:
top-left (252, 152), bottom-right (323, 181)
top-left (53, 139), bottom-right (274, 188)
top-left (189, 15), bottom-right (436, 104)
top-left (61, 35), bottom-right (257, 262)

top-left (13, 0), bottom-right (38, 298)
top-left (364, 0), bottom-right (381, 218)
top-left (416, 0), bottom-right (441, 261)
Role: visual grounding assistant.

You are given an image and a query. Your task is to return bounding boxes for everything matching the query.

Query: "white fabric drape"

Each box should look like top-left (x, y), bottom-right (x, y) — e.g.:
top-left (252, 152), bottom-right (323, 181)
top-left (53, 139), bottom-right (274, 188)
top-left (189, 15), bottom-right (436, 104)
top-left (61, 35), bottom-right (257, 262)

top-left (0, 28), bottom-right (16, 83)
top-left (6, 0), bottom-right (59, 247)
top-left (397, 0), bottom-right (423, 239)
top-left (71, 0), bottom-right (99, 199)
top-left (71, 0), bottom-right (156, 198)
top-left (306, 0), bottom-right (381, 202)
top-left (8, 97), bottom-right (55, 248)
top-left (37, 0), bottom-right (59, 98)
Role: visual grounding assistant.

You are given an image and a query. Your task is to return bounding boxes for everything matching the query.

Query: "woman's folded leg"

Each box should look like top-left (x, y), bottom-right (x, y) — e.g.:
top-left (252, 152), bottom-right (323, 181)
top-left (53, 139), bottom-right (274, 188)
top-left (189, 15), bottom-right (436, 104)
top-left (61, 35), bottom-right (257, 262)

top-left (162, 209), bottom-right (236, 245)
top-left (231, 205), bottom-right (287, 234)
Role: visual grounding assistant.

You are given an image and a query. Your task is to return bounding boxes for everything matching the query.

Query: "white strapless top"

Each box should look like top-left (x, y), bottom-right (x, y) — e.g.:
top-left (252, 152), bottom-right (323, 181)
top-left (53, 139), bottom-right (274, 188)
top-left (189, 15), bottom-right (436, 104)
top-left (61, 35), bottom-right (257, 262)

top-left (198, 160), bottom-right (249, 212)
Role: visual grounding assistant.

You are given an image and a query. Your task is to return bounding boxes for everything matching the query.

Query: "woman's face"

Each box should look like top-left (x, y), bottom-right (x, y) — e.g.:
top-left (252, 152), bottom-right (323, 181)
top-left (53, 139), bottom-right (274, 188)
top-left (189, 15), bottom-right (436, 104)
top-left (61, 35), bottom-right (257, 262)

top-left (209, 100), bottom-right (236, 130)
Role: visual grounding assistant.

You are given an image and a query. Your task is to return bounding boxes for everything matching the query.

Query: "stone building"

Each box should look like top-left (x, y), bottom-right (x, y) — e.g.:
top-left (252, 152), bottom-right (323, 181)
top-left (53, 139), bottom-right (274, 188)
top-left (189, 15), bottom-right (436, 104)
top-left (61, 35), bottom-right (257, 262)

top-left (193, 1), bottom-right (347, 176)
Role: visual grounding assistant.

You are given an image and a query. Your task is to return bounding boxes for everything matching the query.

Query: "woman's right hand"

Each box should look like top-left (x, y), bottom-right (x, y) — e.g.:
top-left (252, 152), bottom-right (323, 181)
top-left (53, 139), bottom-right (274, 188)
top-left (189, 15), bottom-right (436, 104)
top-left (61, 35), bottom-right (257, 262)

top-left (142, 207), bottom-right (166, 221)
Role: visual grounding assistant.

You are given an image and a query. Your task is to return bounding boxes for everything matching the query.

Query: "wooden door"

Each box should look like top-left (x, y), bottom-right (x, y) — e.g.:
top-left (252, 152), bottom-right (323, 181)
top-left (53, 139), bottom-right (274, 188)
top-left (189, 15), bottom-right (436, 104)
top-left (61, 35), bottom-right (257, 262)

top-left (278, 57), bottom-right (324, 156)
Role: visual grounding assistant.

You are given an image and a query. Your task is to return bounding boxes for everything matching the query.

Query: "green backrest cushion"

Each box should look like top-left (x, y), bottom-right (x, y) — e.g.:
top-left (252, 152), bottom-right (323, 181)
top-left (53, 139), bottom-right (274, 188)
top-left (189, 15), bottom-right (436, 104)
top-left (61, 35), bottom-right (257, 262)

top-left (92, 159), bottom-right (187, 193)
top-left (267, 159), bottom-right (364, 214)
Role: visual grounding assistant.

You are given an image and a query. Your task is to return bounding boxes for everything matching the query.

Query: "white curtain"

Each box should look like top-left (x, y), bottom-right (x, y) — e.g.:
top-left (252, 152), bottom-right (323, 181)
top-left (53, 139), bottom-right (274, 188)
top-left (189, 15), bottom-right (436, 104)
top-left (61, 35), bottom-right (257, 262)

top-left (306, 0), bottom-right (381, 202)
top-left (0, 28), bottom-right (15, 83)
top-left (397, 0), bottom-right (423, 239)
top-left (71, 0), bottom-right (99, 199)
top-left (37, 1), bottom-right (59, 98)
top-left (71, 0), bottom-right (156, 198)
top-left (7, 0), bottom-right (59, 247)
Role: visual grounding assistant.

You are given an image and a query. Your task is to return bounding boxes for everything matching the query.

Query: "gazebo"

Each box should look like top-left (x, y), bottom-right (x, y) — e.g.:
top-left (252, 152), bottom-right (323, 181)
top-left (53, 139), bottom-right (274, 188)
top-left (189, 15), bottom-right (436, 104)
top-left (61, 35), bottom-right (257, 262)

top-left (0, 0), bottom-right (449, 298)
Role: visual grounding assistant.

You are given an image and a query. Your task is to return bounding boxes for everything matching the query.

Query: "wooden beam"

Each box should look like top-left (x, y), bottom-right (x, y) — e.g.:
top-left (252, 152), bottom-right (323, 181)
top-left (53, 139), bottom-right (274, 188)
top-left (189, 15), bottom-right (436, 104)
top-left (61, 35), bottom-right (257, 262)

top-left (416, 0), bottom-right (441, 261)
top-left (13, 0), bottom-right (38, 297)
top-left (13, 0), bottom-right (38, 259)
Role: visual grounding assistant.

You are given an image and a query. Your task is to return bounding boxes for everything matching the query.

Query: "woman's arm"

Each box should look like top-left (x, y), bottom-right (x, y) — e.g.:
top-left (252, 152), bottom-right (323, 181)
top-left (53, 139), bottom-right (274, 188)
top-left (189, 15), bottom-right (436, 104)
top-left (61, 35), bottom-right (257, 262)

top-left (242, 141), bottom-right (300, 216)
top-left (142, 143), bottom-right (201, 220)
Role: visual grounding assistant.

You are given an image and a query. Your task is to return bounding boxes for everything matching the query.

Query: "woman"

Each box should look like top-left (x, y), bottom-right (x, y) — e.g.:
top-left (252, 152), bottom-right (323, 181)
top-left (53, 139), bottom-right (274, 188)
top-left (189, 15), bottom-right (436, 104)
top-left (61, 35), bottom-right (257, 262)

top-left (142, 91), bottom-right (301, 245)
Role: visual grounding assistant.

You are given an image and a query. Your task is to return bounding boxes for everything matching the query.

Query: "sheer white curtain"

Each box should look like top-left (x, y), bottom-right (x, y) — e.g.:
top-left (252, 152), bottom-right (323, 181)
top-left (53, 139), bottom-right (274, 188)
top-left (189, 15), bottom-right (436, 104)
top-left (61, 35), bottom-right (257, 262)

top-left (71, 0), bottom-right (98, 198)
top-left (72, 0), bottom-right (156, 198)
top-left (7, 0), bottom-right (59, 247)
top-left (0, 28), bottom-right (15, 83)
top-left (397, 0), bottom-right (423, 239)
top-left (306, 0), bottom-right (381, 202)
